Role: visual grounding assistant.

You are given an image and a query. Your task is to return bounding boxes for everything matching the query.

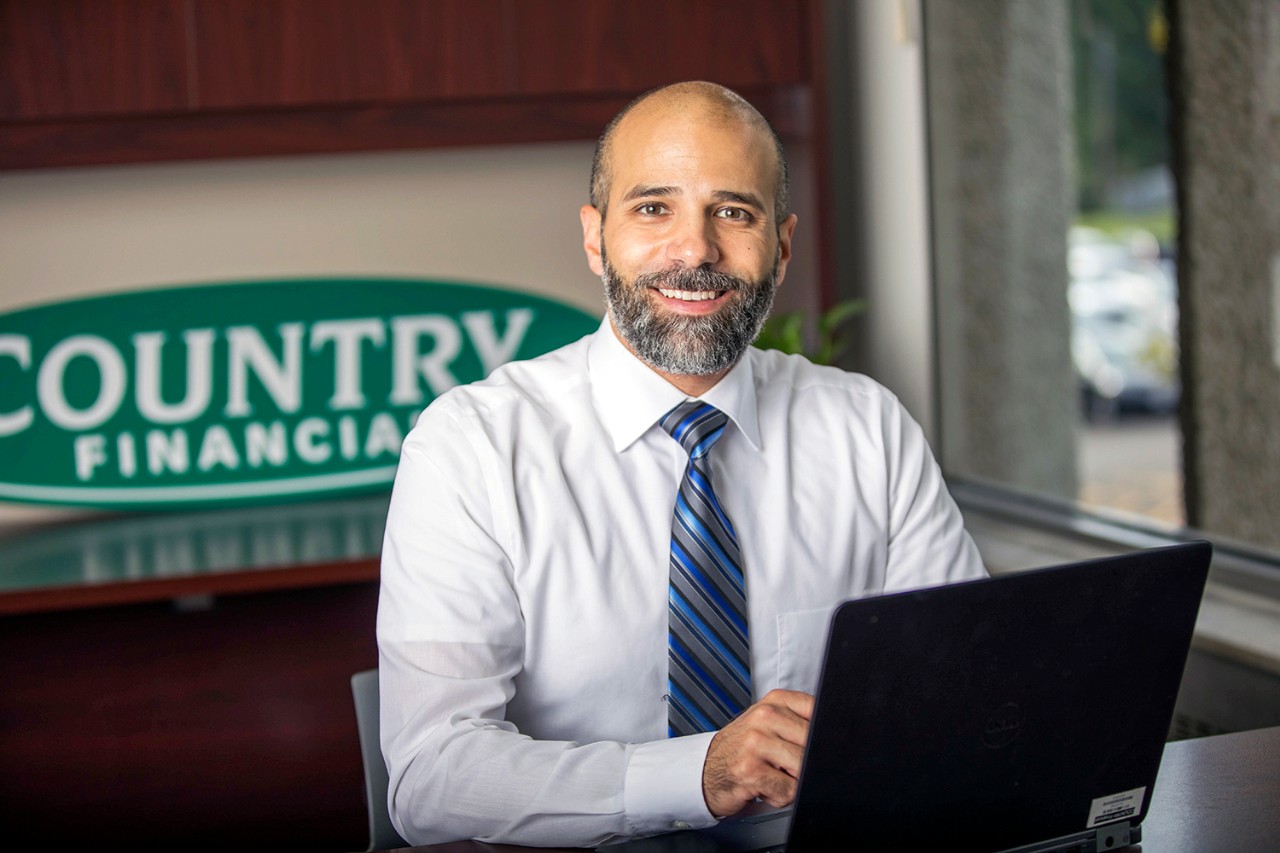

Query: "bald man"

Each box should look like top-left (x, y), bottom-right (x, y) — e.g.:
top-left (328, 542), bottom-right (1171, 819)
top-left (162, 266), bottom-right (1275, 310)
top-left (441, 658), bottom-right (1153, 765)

top-left (377, 81), bottom-right (986, 847)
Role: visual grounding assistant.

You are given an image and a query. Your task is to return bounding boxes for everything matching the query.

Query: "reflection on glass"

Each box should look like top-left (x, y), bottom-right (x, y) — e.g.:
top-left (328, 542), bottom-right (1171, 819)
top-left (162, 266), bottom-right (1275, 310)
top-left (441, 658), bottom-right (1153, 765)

top-left (0, 494), bottom-right (390, 592)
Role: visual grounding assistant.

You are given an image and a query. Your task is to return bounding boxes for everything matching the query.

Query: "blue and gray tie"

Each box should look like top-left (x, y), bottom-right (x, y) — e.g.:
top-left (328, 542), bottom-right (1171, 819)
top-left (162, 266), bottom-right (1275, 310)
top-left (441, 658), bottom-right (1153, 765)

top-left (661, 400), bottom-right (751, 736)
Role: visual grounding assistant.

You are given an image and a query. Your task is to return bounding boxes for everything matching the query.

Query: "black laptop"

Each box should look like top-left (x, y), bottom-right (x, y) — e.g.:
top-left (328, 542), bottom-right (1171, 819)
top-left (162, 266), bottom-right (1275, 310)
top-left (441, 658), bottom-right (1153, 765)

top-left (609, 540), bottom-right (1212, 852)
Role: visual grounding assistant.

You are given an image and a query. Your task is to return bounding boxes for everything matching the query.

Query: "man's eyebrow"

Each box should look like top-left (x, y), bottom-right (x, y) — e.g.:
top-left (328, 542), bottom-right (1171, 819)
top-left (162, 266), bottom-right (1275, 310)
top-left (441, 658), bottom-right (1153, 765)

top-left (619, 185), bottom-right (768, 212)
top-left (621, 185), bottom-right (679, 203)
top-left (712, 189), bottom-right (767, 212)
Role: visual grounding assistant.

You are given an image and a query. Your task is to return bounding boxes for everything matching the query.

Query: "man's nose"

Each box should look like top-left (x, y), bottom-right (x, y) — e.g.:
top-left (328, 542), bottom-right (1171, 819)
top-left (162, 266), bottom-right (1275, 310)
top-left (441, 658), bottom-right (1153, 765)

top-left (666, 216), bottom-right (720, 268)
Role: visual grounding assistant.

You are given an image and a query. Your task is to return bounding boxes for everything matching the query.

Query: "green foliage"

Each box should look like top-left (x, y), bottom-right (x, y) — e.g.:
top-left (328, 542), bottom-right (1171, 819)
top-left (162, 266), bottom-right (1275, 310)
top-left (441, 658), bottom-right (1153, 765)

top-left (755, 299), bottom-right (867, 366)
top-left (1075, 209), bottom-right (1174, 247)
top-left (1072, 0), bottom-right (1171, 212)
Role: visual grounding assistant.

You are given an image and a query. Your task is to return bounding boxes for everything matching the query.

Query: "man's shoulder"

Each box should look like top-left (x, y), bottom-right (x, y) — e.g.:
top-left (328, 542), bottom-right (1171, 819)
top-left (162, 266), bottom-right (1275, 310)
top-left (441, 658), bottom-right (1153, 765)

top-left (416, 332), bottom-right (593, 430)
top-left (744, 346), bottom-right (912, 445)
top-left (747, 346), bottom-right (898, 405)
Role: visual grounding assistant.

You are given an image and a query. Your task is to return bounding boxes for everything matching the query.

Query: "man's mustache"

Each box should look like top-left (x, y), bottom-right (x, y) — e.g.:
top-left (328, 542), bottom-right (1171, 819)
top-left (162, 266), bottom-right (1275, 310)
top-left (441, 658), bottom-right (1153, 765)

top-left (634, 266), bottom-right (744, 293)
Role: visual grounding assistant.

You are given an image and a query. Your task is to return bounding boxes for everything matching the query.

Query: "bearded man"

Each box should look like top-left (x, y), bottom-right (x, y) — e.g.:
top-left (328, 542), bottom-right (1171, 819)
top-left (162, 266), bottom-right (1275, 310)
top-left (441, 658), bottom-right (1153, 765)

top-left (377, 81), bottom-right (986, 848)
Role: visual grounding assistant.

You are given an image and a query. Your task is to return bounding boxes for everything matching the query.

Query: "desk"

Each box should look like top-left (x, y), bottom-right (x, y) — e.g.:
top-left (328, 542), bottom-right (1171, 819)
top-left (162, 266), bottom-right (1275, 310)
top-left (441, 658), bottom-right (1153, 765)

top-left (0, 497), bottom-right (390, 850)
top-left (399, 725), bottom-right (1280, 853)
top-left (1136, 724), bottom-right (1280, 850)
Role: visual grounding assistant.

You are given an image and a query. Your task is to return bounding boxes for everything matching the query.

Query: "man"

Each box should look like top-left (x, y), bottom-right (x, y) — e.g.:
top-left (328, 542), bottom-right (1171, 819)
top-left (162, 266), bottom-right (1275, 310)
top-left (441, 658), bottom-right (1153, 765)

top-left (377, 81), bottom-right (986, 847)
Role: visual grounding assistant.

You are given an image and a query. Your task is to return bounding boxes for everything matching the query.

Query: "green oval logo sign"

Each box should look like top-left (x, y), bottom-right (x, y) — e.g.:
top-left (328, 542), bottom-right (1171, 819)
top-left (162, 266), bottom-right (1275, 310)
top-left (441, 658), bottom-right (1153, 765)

top-left (0, 278), bottom-right (599, 508)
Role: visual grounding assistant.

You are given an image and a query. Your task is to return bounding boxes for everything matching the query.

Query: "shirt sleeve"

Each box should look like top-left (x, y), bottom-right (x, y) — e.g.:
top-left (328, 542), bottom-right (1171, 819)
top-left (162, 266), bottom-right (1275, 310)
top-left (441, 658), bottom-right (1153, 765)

top-left (376, 404), bottom-right (717, 847)
top-left (878, 394), bottom-right (988, 590)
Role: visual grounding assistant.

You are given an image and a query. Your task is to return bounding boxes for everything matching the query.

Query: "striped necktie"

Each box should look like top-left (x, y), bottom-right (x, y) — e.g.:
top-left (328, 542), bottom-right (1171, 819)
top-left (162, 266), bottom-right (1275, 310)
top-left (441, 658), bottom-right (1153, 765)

top-left (661, 400), bottom-right (751, 736)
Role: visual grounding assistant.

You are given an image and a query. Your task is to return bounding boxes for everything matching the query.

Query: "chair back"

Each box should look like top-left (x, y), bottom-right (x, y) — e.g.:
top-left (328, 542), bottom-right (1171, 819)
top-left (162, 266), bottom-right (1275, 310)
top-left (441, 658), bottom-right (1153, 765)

top-left (351, 668), bottom-right (409, 851)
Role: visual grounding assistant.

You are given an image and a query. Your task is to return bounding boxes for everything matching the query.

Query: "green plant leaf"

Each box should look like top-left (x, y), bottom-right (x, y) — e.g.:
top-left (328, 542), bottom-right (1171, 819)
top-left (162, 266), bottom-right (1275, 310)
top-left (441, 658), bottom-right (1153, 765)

top-left (818, 299), bottom-right (868, 336)
top-left (756, 310), bottom-right (807, 355)
top-left (755, 299), bottom-right (867, 365)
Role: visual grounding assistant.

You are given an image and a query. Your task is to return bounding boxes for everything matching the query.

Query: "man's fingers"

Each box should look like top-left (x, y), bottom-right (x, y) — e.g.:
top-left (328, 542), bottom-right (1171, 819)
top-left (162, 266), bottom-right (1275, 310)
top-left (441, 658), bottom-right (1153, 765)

top-left (727, 751), bottom-right (800, 808)
top-left (744, 690), bottom-right (814, 749)
top-left (709, 731), bottom-right (803, 811)
top-left (701, 690), bottom-right (816, 817)
top-left (761, 688), bottom-right (816, 721)
top-left (731, 725), bottom-right (806, 779)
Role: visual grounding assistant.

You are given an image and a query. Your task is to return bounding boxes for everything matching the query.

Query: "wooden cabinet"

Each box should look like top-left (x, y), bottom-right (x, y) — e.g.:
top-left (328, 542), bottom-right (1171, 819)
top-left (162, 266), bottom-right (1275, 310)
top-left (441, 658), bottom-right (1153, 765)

top-left (0, 0), bottom-right (821, 169)
top-left (190, 0), bottom-right (512, 109)
top-left (0, 577), bottom-right (380, 849)
top-left (0, 0), bottom-right (190, 120)
top-left (508, 0), bottom-right (805, 96)
top-left (0, 499), bottom-right (391, 849)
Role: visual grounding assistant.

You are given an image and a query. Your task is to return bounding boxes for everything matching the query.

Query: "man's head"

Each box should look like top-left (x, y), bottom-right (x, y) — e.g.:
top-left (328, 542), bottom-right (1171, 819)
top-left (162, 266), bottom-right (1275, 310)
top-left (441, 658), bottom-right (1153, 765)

top-left (580, 82), bottom-right (798, 391)
top-left (590, 83), bottom-right (791, 227)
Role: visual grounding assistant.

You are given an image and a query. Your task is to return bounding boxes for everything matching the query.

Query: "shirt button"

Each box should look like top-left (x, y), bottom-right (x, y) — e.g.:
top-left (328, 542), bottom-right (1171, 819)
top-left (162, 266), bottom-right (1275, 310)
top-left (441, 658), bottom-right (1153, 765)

top-left (672, 821), bottom-right (691, 830)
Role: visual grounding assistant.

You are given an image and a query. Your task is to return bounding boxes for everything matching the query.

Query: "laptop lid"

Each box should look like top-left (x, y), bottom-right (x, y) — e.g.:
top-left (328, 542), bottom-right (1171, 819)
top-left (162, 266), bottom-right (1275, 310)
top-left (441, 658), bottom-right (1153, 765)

top-left (784, 540), bottom-right (1212, 852)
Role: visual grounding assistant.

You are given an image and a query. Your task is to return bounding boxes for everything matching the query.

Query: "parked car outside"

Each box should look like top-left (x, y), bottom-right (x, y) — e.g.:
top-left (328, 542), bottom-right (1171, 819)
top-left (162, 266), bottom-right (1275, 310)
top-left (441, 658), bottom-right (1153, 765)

top-left (1068, 226), bottom-right (1180, 419)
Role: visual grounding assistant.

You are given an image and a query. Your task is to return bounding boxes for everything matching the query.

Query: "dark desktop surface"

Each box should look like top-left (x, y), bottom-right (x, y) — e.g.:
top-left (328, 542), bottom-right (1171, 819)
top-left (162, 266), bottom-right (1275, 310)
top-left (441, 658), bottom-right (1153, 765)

top-left (398, 725), bottom-right (1280, 853)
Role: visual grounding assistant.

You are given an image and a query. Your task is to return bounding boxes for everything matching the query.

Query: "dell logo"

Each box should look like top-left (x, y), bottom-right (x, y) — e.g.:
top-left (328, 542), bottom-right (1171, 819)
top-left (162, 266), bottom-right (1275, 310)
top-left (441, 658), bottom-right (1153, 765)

top-left (983, 702), bottom-right (1023, 748)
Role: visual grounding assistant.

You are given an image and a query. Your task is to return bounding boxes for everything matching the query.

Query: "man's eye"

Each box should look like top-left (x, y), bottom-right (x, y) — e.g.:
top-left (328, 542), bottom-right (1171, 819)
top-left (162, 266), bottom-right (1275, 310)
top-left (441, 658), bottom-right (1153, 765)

top-left (716, 207), bottom-right (752, 221)
top-left (637, 203), bottom-right (666, 215)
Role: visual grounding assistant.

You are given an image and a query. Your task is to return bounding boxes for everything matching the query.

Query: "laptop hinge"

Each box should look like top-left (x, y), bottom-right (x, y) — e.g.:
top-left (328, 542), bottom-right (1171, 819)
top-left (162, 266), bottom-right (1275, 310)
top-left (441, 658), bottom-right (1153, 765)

top-left (1092, 822), bottom-right (1137, 851)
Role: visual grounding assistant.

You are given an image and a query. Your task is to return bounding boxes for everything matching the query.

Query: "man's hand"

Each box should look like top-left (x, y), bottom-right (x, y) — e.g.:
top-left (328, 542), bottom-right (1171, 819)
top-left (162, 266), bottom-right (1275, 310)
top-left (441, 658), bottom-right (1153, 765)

top-left (701, 689), bottom-right (815, 818)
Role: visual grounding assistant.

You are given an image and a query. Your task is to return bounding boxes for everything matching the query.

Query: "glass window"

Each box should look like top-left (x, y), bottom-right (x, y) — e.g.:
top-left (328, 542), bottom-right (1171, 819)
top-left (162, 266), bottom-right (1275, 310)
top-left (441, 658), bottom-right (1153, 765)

top-left (925, 0), bottom-right (1184, 530)
top-left (1070, 0), bottom-right (1181, 527)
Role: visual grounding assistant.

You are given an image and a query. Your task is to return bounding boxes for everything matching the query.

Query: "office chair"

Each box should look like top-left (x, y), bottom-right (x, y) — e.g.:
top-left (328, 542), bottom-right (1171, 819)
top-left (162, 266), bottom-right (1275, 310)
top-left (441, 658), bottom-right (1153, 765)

top-left (350, 669), bottom-right (410, 851)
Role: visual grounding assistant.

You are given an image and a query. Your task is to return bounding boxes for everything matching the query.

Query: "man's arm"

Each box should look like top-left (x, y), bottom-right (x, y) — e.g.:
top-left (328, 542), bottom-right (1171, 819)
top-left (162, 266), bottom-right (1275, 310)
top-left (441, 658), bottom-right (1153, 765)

top-left (880, 395), bottom-right (988, 587)
top-left (377, 413), bottom-right (717, 847)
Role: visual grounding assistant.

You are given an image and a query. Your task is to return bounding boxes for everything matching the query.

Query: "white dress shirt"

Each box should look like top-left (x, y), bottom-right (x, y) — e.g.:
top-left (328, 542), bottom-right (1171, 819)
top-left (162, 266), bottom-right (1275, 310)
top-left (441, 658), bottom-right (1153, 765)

top-left (377, 319), bottom-right (986, 847)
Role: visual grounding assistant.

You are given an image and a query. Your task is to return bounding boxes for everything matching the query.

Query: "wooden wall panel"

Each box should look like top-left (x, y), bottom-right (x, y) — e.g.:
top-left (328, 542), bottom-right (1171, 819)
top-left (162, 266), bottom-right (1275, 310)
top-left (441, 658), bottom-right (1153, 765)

top-left (0, 0), bottom-right (190, 120)
top-left (511, 0), bottom-right (806, 96)
top-left (0, 84), bottom-right (808, 170)
top-left (192, 0), bottom-right (511, 110)
top-left (0, 0), bottom-right (820, 169)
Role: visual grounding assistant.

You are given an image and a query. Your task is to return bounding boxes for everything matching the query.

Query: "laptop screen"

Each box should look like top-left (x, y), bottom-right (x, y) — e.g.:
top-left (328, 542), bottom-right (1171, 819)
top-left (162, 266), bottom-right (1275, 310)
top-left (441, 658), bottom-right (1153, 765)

top-left (785, 541), bottom-right (1211, 852)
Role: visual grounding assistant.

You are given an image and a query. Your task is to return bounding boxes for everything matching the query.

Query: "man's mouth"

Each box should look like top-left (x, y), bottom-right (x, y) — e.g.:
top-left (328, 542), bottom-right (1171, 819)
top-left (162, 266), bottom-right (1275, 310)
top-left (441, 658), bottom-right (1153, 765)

top-left (656, 287), bottom-right (727, 302)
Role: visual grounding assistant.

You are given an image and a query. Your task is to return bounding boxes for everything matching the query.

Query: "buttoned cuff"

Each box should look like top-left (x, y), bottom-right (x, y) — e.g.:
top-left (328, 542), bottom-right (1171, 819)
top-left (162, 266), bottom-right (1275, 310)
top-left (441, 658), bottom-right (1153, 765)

top-left (622, 732), bottom-right (719, 836)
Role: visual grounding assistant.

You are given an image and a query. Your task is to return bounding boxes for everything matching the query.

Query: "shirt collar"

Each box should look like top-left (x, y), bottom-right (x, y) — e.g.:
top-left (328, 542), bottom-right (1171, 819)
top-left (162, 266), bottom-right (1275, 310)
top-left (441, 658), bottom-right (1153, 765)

top-left (587, 317), bottom-right (762, 453)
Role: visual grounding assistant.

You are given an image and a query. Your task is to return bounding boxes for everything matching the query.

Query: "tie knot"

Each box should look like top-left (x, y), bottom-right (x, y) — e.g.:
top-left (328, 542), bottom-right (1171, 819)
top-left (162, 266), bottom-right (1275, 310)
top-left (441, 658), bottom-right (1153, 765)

top-left (660, 400), bottom-right (728, 459)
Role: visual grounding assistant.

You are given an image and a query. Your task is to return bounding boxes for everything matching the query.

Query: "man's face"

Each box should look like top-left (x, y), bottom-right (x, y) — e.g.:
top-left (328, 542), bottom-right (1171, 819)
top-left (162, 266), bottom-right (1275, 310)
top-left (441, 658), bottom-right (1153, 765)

top-left (581, 104), bottom-right (797, 378)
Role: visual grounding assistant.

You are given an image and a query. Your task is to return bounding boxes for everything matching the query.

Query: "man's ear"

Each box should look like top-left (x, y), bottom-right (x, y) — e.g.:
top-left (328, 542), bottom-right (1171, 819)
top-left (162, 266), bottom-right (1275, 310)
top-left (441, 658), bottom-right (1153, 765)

top-left (580, 204), bottom-right (604, 277)
top-left (773, 213), bottom-right (798, 287)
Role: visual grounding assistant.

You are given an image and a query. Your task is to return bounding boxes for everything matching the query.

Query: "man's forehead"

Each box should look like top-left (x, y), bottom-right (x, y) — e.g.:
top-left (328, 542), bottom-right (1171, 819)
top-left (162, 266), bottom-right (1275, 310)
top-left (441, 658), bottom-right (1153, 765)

top-left (614, 94), bottom-right (758, 148)
top-left (606, 105), bottom-right (777, 202)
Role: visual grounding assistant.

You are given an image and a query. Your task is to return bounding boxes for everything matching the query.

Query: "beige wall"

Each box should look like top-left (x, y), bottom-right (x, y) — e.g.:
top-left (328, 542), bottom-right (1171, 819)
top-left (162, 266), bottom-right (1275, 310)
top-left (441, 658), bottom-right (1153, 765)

top-left (0, 143), bottom-right (603, 313)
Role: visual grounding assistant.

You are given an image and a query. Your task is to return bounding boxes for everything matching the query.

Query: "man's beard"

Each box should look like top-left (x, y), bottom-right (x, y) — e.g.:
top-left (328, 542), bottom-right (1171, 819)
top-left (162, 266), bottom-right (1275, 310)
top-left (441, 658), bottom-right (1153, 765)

top-left (602, 248), bottom-right (778, 377)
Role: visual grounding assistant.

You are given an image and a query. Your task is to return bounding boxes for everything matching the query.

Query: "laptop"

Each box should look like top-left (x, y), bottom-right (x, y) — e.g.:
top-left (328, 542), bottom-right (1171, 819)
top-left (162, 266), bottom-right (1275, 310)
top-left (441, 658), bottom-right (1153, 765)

top-left (608, 540), bottom-right (1212, 852)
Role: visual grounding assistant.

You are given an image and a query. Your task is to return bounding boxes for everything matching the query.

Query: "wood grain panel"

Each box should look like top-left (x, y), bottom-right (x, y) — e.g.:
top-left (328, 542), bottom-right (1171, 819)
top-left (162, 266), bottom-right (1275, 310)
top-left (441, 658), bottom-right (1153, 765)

top-left (0, 85), bottom-right (810, 170)
top-left (511, 0), bottom-right (807, 96)
top-left (0, 0), bottom-right (190, 120)
top-left (802, 0), bottom-right (837, 310)
top-left (0, 582), bottom-right (378, 848)
top-left (192, 0), bottom-right (511, 110)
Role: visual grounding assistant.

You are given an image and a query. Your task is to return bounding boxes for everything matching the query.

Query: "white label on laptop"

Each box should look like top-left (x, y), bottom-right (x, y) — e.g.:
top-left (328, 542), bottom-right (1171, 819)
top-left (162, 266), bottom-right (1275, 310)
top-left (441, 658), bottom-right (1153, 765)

top-left (1087, 787), bottom-right (1146, 827)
